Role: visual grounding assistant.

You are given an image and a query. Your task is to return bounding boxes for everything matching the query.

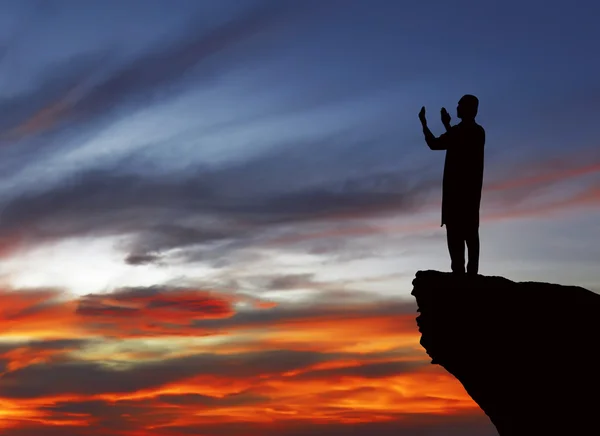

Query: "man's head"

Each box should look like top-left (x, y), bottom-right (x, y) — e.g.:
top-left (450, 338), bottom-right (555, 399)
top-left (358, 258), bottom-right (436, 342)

top-left (456, 94), bottom-right (479, 121)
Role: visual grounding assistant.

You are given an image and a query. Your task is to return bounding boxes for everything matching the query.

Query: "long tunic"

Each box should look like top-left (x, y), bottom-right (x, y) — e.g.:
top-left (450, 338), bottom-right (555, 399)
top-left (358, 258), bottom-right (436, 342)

top-left (431, 121), bottom-right (485, 227)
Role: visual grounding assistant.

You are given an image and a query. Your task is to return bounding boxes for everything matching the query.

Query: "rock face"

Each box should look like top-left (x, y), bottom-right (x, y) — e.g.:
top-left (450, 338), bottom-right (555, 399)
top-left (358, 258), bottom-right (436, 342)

top-left (411, 270), bottom-right (600, 436)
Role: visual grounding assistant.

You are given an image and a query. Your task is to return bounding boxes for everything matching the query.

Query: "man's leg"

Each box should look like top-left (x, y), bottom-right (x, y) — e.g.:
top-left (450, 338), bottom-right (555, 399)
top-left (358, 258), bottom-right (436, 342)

top-left (465, 225), bottom-right (480, 275)
top-left (446, 224), bottom-right (465, 274)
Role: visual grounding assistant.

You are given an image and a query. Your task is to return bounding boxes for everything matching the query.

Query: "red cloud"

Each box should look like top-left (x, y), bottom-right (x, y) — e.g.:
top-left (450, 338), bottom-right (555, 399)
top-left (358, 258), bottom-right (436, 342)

top-left (75, 287), bottom-right (236, 338)
top-left (0, 285), bottom-right (237, 342)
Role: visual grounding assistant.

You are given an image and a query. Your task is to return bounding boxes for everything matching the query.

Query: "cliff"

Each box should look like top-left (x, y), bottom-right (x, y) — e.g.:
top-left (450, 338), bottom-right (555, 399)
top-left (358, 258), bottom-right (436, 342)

top-left (411, 270), bottom-right (600, 436)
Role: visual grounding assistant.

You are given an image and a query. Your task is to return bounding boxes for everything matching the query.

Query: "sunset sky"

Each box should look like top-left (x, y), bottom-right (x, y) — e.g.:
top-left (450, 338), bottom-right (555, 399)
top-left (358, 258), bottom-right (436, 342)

top-left (0, 0), bottom-right (598, 435)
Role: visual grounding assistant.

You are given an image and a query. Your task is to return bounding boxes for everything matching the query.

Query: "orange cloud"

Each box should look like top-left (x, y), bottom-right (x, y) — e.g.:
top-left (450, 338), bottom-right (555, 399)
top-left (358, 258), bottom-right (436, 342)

top-left (234, 311), bottom-right (420, 354)
top-left (0, 288), bottom-right (81, 339)
top-left (0, 285), bottom-right (239, 342)
top-left (0, 292), bottom-right (484, 435)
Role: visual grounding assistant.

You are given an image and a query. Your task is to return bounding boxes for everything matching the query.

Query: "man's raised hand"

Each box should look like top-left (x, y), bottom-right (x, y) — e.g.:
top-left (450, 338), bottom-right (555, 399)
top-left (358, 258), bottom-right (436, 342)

top-left (419, 106), bottom-right (427, 125)
top-left (441, 107), bottom-right (451, 127)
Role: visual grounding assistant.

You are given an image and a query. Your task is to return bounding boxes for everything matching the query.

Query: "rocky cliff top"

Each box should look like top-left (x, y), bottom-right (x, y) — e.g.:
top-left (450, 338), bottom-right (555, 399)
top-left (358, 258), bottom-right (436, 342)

top-left (411, 270), bottom-right (600, 436)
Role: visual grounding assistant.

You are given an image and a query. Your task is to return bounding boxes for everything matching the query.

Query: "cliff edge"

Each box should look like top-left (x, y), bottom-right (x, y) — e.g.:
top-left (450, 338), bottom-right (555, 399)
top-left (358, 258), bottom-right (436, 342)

top-left (411, 270), bottom-right (600, 436)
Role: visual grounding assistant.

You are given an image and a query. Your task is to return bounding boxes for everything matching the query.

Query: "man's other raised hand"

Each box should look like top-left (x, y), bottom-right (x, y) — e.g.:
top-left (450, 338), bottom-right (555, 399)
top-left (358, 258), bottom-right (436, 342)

top-left (419, 106), bottom-right (427, 126)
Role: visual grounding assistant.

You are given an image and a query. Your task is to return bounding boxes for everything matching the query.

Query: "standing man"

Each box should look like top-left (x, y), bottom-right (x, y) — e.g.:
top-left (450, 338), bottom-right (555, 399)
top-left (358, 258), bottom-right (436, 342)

top-left (419, 95), bottom-right (485, 275)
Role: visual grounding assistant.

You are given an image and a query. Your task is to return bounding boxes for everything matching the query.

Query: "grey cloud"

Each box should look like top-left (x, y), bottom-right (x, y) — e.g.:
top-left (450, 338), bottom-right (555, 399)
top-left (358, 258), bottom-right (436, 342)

top-left (0, 148), bottom-right (431, 263)
top-left (125, 252), bottom-right (162, 266)
top-left (0, 349), bottom-right (334, 398)
top-left (263, 273), bottom-right (316, 291)
top-left (41, 390), bottom-right (268, 416)
top-left (40, 399), bottom-right (120, 416)
top-left (0, 339), bottom-right (90, 353)
top-left (194, 299), bottom-right (416, 330)
top-left (235, 273), bottom-right (400, 305)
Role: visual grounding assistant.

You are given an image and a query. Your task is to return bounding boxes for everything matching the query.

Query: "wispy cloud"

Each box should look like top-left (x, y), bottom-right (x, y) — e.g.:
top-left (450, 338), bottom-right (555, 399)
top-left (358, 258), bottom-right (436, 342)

top-left (0, 152), bottom-right (598, 265)
top-left (0, 0), bottom-right (314, 147)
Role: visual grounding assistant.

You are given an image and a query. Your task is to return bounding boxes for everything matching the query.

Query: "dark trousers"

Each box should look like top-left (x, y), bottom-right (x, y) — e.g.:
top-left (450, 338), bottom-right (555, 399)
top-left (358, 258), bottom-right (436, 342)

top-left (446, 224), bottom-right (479, 274)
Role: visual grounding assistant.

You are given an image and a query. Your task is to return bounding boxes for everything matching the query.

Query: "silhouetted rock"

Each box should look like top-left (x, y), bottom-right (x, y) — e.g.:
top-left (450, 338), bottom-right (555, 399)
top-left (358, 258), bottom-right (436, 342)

top-left (411, 270), bottom-right (600, 436)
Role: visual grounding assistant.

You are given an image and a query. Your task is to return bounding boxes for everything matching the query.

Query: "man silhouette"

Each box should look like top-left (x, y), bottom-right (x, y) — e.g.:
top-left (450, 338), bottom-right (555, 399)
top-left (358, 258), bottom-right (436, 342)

top-left (419, 95), bottom-right (485, 275)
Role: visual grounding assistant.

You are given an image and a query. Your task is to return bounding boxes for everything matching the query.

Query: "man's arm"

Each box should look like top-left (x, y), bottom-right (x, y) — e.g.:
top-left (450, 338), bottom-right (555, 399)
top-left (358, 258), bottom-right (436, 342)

top-left (423, 124), bottom-right (446, 150)
top-left (419, 106), bottom-right (451, 150)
